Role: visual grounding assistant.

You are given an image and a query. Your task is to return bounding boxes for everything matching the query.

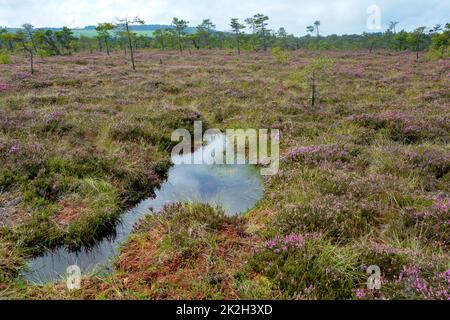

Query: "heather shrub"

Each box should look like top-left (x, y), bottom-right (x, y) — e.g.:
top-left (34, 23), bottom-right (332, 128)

top-left (109, 109), bottom-right (201, 149)
top-left (403, 195), bottom-right (450, 247)
top-left (32, 110), bottom-right (74, 137)
top-left (249, 233), bottom-right (364, 299)
top-left (347, 173), bottom-right (422, 207)
top-left (0, 141), bottom-right (46, 179)
top-left (27, 94), bottom-right (62, 106)
top-left (384, 266), bottom-right (450, 300)
top-left (141, 79), bottom-right (182, 94)
top-left (114, 166), bottom-right (160, 206)
top-left (405, 148), bottom-right (450, 179)
top-left (355, 265), bottom-right (450, 300)
top-left (285, 144), bottom-right (360, 165)
top-left (0, 83), bottom-right (12, 93)
top-left (23, 172), bottom-right (69, 203)
top-left (356, 242), bottom-right (413, 278)
top-left (317, 170), bottom-right (411, 201)
top-left (349, 113), bottom-right (448, 144)
top-left (374, 145), bottom-right (450, 181)
top-left (109, 121), bottom-right (153, 142)
top-left (274, 195), bottom-right (380, 240)
top-left (436, 173), bottom-right (450, 192)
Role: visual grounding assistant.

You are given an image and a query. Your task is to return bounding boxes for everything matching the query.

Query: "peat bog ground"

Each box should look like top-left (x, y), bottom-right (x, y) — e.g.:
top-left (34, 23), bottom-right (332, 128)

top-left (0, 50), bottom-right (449, 299)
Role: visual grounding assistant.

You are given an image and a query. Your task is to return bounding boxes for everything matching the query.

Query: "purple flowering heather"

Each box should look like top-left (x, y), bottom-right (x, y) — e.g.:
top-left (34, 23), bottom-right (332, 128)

top-left (285, 144), bottom-right (354, 164)
top-left (265, 233), bottom-right (321, 252)
top-left (8, 145), bottom-right (20, 154)
top-left (394, 266), bottom-right (450, 300)
top-left (412, 195), bottom-right (450, 246)
top-left (0, 83), bottom-right (12, 92)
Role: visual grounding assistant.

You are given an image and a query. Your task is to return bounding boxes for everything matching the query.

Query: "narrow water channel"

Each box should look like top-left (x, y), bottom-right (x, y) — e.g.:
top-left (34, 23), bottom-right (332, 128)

top-left (22, 134), bottom-right (264, 283)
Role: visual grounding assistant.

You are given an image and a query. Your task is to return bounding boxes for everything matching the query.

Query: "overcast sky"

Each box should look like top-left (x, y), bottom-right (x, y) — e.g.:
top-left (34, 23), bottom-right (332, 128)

top-left (0, 0), bottom-right (448, 35)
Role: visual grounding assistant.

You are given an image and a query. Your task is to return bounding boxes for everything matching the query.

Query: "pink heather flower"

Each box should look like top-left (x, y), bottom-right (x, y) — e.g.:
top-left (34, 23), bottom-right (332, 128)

top-left (265, 233), bottom-right (321, 252)
top-left (304, 285), bottom-right (315, 295)
top-left (355, 289), bottom-right (367, 300)
top-left (394, 265), bottom-right (450, 300)
top-left (0, 83), bottom-right (12, 92)
top-left (9, 145), bottom-right (20, 154)
top-left (414, 196), bottom-right (450, 221)
top-left (284, 144), bottom-right (352, 164)
top-left (47, 110), bottom-right (64, 121)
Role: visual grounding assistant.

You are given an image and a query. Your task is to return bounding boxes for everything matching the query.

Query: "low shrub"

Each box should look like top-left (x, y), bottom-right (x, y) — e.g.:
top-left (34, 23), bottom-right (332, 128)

top-left (274, 195), bottom-right (380, 240)
top-left (272, 47), bottom-right (289, 65)
top-left (249, 233), bottom-right (364, 299)
top-left (0, 52), bottom-right (11, 64)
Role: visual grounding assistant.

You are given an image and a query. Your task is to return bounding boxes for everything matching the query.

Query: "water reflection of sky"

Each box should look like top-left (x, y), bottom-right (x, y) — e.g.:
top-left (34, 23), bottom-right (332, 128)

top-left (23, 134), bottom-right (263, 284)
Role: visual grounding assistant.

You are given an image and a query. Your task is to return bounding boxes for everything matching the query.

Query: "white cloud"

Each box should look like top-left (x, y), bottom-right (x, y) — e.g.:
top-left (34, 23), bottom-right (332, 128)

top-left (0, 0), bottom-right (448, 35)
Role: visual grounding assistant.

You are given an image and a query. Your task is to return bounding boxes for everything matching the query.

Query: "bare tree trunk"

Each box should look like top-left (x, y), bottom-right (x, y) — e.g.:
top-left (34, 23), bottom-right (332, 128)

top-left (316, 28), bottom-right (320, 50)
top-left (178, 34), bottom-right (183, 53)
top-left (311, 70), bottom-right (316, 107)
top-left (369, 41), bottom-right (375, 54)
top-left (126, 21), bottom-right (136, 71)
top-left (98, 38), bottom-right (103, 52)
top-left (262, 30), bottom-right (267, 51)
top-left (237, 33), bottom-right (241, 55)
top-left (21, 40), bottom-right (34, 75)
top-left (160, 35), bottom-right (165, 51)
top-left (105, 38), bottom-right (110, 56)
top-left (30, 51), bottom-right (34, 75)
top-left (30, 35), bottom-right (37, 53)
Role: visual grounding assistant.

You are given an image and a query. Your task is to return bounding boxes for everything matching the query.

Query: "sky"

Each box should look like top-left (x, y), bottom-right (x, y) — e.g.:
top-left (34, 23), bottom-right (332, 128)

top-left (0, 0), bottom-right (448, 35)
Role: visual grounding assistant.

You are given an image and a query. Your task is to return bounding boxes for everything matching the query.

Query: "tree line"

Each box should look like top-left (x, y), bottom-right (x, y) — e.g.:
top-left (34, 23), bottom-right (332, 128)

top-left (1, 15), bottom-right (448, 73)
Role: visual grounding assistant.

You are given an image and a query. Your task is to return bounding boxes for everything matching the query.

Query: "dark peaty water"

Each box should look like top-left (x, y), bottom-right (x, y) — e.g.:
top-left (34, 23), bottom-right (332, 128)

top-left (22, 135), bottom-right (264, 283)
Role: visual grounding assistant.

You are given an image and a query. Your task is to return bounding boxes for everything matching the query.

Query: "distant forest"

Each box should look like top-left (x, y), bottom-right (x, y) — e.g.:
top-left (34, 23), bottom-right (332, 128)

top-left (1, 15), bottom-right (448, 59)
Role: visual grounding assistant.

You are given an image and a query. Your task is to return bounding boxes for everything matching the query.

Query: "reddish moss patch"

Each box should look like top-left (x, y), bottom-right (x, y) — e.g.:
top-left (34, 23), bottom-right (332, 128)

top-left (112, 206), bottom-right (256, 299)
top-left (53, 199), bottom-right (89, 228)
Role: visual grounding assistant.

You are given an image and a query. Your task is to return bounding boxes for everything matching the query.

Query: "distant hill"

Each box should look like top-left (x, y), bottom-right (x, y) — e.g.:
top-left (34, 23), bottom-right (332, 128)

top-left (3, 24), bottom-right (198, 37)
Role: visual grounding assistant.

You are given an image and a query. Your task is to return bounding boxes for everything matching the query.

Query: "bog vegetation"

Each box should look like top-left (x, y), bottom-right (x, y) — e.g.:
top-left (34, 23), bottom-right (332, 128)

top-left (0, 14), bottom-right (449, 300)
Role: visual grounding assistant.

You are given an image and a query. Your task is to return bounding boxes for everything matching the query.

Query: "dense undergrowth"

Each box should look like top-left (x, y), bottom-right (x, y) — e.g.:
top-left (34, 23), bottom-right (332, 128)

top-left (0, 49), bottom-right (448, 299)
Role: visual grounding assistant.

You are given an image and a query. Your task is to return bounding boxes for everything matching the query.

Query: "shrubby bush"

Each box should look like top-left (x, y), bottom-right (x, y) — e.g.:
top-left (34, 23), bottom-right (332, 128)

top-left (272, 47), bottom-right (289, 65)
top-left (249, 233), bottom-right (364, 299)
top-left (0, 51), bottom-right (11, 64)
top-left (349, 112), bottom-right (449, 144)
top-left (274, 195), bottom-right (380, 240)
